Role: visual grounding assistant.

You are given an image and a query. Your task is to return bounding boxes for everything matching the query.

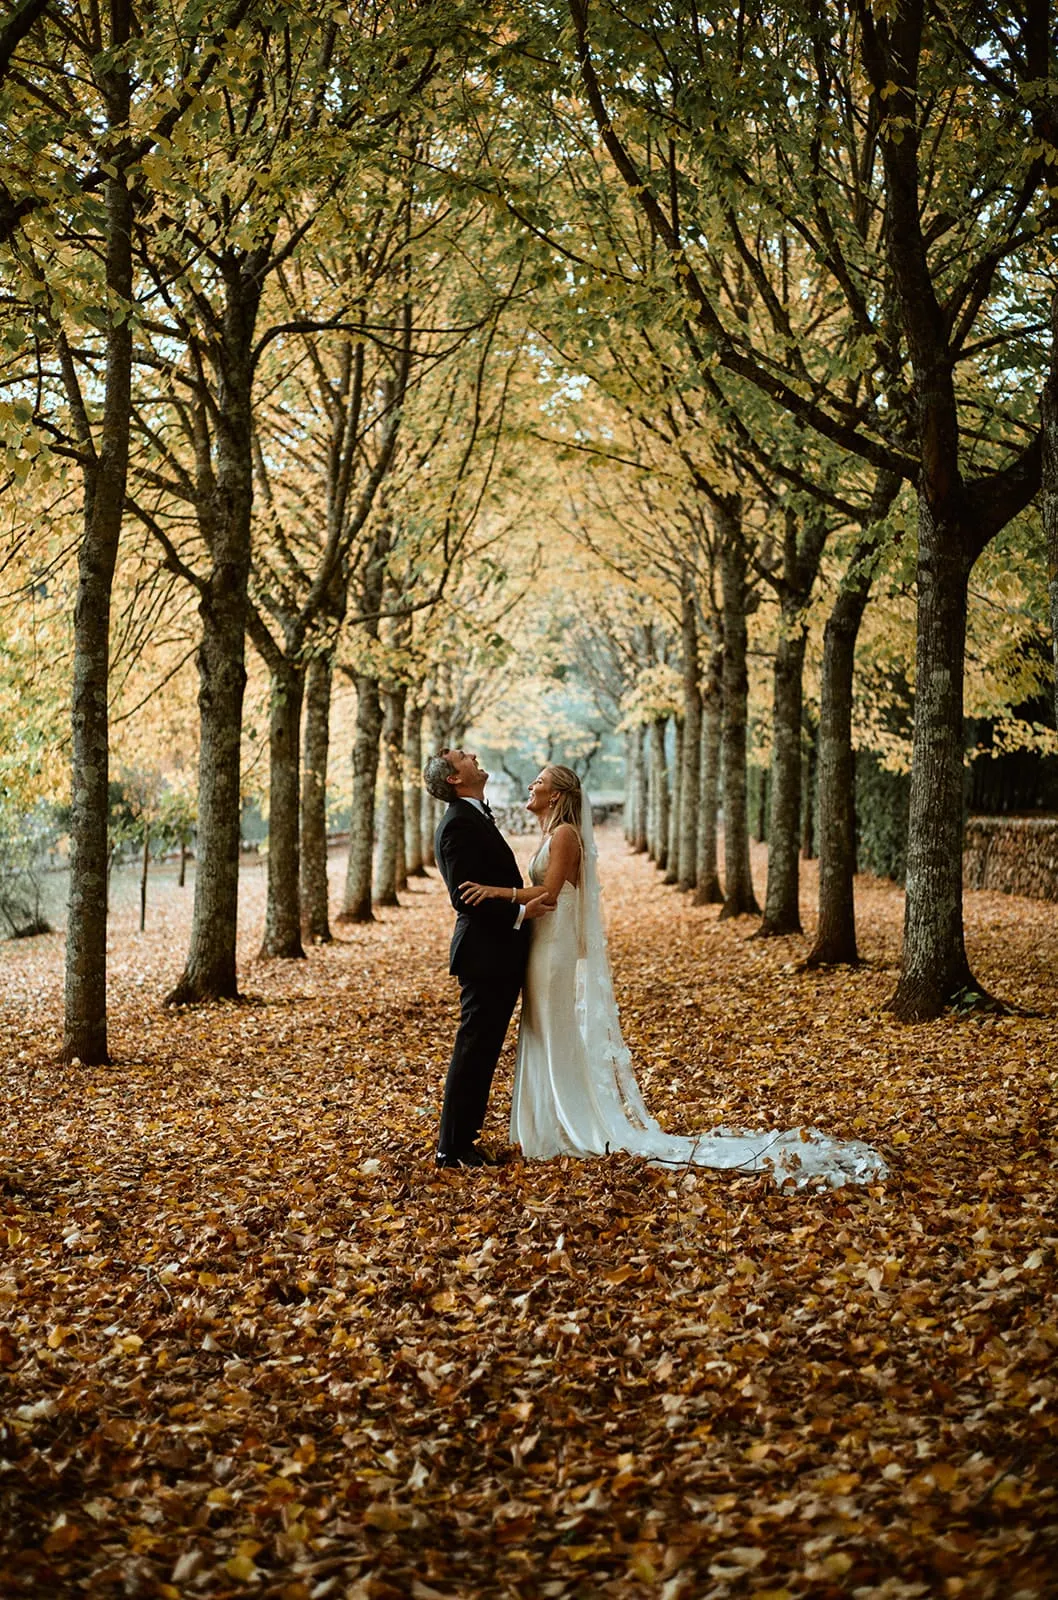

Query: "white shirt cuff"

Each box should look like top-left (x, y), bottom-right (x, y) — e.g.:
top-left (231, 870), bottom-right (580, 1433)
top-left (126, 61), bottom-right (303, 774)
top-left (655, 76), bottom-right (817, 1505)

top-left (514, 904), bottom-right (525, 930)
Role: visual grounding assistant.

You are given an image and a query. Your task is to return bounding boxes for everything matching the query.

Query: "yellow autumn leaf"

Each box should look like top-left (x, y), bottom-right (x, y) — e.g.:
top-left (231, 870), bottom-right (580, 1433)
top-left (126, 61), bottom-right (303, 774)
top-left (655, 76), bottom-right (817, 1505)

top-left (364, 1503), bottom-right (413, 1530)
top-left (819, 1472), bottom-right (860, 1494)
top-left (602, 1265), bottom-right (636, 1285)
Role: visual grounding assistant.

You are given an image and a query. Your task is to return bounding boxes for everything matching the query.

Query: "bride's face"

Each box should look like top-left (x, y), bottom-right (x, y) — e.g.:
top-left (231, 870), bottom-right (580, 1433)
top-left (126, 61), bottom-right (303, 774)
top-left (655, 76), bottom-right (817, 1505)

top-left (526, 769), bottom-right (555, 819)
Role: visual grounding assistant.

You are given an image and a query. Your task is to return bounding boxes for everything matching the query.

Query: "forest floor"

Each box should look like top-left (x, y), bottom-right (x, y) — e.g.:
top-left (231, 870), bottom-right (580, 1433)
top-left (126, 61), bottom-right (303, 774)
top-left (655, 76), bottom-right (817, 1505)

top-left (1, 827), bottom-right (1056, 1600)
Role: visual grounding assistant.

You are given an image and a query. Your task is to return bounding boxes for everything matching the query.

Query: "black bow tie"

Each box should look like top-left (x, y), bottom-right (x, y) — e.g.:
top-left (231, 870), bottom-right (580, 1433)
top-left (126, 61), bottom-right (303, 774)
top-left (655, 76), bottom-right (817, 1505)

top-left (481, 800), bottom-right (496, 822)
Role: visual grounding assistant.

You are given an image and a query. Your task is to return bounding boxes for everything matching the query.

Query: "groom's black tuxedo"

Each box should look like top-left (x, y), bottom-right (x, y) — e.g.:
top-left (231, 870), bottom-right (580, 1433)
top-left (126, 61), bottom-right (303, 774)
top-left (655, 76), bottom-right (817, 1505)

top-left (434, 799), bottom-right (528, 1160)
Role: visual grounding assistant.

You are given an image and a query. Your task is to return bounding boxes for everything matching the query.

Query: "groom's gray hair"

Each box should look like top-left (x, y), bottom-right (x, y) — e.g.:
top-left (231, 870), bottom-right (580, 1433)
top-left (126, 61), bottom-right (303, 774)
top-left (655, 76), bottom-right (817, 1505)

top-left (423, 751), bottom-right (457, 802)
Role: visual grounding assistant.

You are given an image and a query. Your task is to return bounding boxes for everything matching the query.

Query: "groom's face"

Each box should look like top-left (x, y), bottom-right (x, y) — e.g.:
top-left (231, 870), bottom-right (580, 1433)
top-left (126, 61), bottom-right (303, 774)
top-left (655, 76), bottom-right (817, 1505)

top-left (444, 748), bottom-right (488, 792)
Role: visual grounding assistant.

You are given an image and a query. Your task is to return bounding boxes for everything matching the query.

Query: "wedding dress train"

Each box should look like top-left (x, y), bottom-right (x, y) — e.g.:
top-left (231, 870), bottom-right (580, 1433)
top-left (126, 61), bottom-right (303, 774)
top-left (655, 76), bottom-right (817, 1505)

top-left (509, 813), bottom-right (886, 1189)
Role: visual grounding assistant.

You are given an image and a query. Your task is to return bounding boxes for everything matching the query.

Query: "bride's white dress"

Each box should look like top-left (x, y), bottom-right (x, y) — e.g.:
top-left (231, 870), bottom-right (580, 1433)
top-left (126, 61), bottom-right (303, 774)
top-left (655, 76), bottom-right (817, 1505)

top-left (510, 822), bottom-right (886, 1188)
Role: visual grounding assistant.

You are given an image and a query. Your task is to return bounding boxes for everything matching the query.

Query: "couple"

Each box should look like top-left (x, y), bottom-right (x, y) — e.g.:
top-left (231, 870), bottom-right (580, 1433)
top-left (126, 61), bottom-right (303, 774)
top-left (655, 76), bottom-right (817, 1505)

top-left (423, 748), bottom-right (886, 1187)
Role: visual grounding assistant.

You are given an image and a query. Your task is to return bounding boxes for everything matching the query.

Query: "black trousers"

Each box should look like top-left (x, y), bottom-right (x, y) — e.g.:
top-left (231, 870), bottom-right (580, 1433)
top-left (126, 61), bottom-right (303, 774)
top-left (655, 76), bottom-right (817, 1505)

top-left (437, 969), bottom-right (523, 1157)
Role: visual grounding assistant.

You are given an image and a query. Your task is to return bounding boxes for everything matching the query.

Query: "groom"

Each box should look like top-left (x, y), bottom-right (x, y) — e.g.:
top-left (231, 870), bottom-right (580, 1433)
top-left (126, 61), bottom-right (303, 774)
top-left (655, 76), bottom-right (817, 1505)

top-left (423, 748), bottom-right (552, 1168)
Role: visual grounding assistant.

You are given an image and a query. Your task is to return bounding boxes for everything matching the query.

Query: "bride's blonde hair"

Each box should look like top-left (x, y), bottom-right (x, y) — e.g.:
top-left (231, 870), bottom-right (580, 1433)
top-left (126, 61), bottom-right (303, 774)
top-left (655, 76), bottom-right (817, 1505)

top-left (545, 765), bottom-right (583, 833)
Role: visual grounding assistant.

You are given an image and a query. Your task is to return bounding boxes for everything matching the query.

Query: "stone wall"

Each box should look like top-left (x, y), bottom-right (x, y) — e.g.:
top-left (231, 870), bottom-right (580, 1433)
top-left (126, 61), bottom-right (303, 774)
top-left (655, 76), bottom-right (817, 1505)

top-left (493, 801), bottom-right (622, 837)
top-left (963, 816), bottom-right (1058, 901)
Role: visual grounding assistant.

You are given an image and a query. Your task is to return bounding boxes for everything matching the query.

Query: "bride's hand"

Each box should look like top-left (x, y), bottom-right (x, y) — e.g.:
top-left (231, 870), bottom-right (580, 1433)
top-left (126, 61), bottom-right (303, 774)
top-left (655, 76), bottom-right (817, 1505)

top-left (459, 880), bottom-right (496, 905)
top-left (523, 894), bottom-right (555, 920)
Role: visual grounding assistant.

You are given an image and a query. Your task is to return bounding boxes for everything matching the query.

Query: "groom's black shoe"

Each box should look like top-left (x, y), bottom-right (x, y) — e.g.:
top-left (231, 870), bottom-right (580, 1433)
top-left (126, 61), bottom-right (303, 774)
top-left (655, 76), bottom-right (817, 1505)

top-left (435, 1144), bottom-right (498, 1169)
top-left (465, 1143), bottom-right (499, 1166)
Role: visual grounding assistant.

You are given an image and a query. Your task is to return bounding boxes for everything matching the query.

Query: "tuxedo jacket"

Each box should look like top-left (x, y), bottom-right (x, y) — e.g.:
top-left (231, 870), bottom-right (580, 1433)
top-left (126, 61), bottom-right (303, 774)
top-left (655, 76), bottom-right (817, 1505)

top-left (434, 799), bottom-right (529, 980)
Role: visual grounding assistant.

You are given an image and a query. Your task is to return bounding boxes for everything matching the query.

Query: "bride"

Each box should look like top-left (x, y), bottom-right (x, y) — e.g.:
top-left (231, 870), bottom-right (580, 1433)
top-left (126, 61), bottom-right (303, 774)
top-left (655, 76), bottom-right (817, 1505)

top-left (460, 765), bottom-right (886, 1188)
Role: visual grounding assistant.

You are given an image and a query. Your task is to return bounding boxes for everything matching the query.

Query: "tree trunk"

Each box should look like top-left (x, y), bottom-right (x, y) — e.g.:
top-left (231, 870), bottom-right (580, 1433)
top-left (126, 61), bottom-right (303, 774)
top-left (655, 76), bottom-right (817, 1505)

top-left (648, 716), bottom-right (669, 868)
top-left (339, 523), bottom-right (388, 921)
top-left (422, 783), bottom-right (437, 869)
top-left (888, 510), bottom-right (978, 1019)
top-left (420, 702), bottom-right (443, 868)
top-left (695, 645), bottom-right (723, 904)
top-left (169, 586), bottom-right (249, 1002)
top-left (753, 768), bottom-right (767, 843)
top-left (300, 651), bottom-right (333, 944)
top-left (664, 718), bottom-right (684, 885)
top-left (631, 723), bottom-right (648, 852)
top-left (806, 555), bottom-right (874, 966)
top-left (424, 793), bottom-right (440, 866)
top-left (807, 462), bottom-right (899, 967)
top-left (758, 618), bottom-right (806, 935)
top-left (801, 716), bottom-right (817, 861)
top-left (260, 657), bottom-right (306, 958)
top-left (405, 701), bottom-right (427, 876)
top-left (167, 273), bottom-right (260, 1005)
top-left (139, 829), bottom-right (149, 933)
top-left (718, 505), bottom-right (760, 919)
top-left (64, 452), bottom-right (125, 1061)
top-left (1045, 289), bottom-right (1058, 731)
top-left (340, 672), bottom-right (383, 922)
top-left (395, 738), bottom-right (408, 893)
top-left (179, 837), bottom-right (188, 888)
top-left (757, 499), bottom-right (830, 933)
top-left (376, 680), bottom-right (406, 907)
top-left (394, 721), bottom-right (408, 898)
top-left (623, 727), bottom-right (637, 844)
top-left (855, 6), bottom-right (1024, 1016)
top-left (62, 6), bottom-right (133, 1064)
top-left (677, 586), bottom-right (701, 891)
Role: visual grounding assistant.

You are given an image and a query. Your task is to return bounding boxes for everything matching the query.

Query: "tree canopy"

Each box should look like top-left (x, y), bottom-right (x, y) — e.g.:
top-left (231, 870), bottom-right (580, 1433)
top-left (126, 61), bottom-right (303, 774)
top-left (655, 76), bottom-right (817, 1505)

top-left (0, 0), bottom-right (1054, 1042)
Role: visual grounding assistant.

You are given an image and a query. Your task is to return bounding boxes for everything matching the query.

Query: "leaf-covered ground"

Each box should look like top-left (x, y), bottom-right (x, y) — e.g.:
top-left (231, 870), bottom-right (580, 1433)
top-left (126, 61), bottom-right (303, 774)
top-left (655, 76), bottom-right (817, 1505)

top-left (1, 828), bottom-right (1056, 1599)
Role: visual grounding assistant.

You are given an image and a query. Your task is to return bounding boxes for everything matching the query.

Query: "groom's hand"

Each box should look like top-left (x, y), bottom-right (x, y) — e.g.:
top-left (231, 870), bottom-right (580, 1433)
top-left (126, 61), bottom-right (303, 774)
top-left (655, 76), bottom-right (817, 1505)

top-left (523, 895), bottom-right (555, 920)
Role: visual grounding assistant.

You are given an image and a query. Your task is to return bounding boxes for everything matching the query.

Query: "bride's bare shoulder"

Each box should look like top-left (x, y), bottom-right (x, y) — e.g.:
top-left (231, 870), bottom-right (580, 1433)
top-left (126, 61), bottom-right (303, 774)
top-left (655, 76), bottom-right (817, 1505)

top-left (550, 821), bottom-right (581, 853)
